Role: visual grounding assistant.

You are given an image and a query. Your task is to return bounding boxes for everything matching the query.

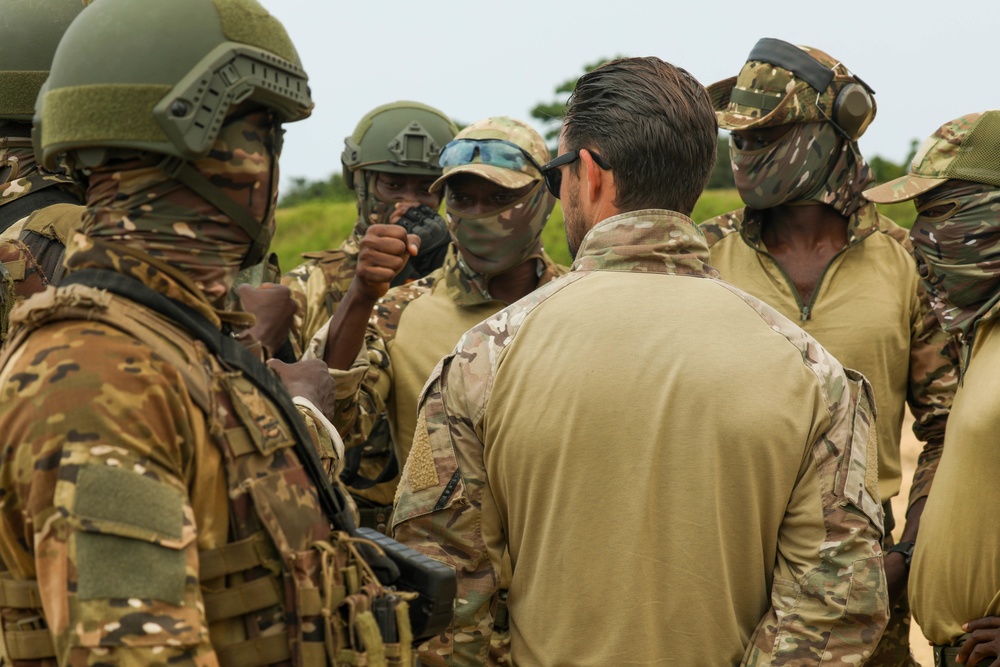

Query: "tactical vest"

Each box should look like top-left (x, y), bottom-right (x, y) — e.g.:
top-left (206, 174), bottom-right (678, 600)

top-left (0, 282), bottom-right (417, 666)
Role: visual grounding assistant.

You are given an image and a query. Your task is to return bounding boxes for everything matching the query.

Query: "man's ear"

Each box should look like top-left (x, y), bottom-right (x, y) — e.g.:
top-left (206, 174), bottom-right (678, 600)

top-left (580, 148), bottom-right (605, 204)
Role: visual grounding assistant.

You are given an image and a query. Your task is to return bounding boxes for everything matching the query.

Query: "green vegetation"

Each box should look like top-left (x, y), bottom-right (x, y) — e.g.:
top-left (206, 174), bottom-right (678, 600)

top-left (274, 188), bottom-right (917, 273)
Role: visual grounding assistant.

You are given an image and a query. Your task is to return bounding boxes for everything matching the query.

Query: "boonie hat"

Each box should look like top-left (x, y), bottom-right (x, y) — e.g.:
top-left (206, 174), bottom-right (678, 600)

top-left (864, 111), bottom-right (1000, 203)
top-left (431, 116), bottom-right (550, 192)
top-left (708, 38), bottom-right (875, 137)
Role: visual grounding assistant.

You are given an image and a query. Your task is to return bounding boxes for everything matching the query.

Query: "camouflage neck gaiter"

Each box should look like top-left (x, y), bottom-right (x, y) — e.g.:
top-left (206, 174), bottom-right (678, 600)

top-left (446, 180), bottom-right (553, 277)
top-left (730, 122), bottom-right (873, 216)
top-left (910, 183), bottom-right (1000, 338)
top-left (84, 112), bottom-right (277, 309)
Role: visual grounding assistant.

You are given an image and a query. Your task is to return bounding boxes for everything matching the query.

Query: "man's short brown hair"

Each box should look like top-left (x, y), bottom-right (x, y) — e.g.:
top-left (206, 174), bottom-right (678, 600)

top-left (563, 57), bottom-right (717, 215)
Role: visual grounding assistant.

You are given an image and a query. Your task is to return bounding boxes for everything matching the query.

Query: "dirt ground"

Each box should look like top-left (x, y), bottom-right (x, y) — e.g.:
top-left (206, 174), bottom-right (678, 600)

top-left (894, 410), bottom-right (933, 666)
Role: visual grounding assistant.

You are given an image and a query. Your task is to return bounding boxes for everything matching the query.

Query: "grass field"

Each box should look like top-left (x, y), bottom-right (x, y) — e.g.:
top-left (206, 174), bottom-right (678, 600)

top-left (272, 190), bottom-right (919, 273)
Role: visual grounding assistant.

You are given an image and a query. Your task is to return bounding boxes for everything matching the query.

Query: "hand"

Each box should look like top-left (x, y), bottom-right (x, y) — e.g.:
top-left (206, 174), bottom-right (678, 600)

top-left (353, 223), bottom-right (421, 301)
top-left (959, 617), bottom-right (1000, 666)
top-left (237, 283), bottom-right (297, 356)
top-left (884, 551), bottom-right (909, 605)
top-left (267, 358), bottom-right (336, 420)
top-left (387, 200), bottom-right (422, 225)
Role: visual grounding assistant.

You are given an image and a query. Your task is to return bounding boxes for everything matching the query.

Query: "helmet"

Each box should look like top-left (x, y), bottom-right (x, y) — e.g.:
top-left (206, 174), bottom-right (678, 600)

top-left (37, 0), bottom-right (313, 268)
top-left (341, 101), bottom-right (457, 190)
top-left (37, 0), bottom-right (313, 170)
top-left (0, 0), bottom-right (86, 122)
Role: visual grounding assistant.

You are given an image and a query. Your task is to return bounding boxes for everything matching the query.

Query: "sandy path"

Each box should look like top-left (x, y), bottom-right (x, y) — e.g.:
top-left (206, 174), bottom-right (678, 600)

top-left (894, 410), bottom-right (933, 666)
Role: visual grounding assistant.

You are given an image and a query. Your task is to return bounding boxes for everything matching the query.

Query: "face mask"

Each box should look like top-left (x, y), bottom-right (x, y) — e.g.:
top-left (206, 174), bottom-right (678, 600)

top-left (910, 184), bottom-right (1000, 336)
top-left (84, 111), bottom-right (278, 306)
top-left (446, 181), bottom-right (552, 277)
top-left (731, 122), bottom-right (872, 215)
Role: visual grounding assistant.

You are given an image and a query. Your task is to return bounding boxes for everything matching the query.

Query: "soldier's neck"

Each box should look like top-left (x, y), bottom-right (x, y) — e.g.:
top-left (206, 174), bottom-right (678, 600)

top-left (759, 203), bottom-right (849, 253)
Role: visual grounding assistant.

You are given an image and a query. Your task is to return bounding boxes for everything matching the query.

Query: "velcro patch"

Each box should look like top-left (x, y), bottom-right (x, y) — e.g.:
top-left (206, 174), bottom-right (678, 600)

top-left (402, 412), bottom-right (439, 495)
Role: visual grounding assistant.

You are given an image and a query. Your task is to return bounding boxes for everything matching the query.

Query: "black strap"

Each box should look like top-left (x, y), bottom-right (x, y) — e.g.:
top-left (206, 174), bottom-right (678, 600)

top-left (0, 187), bottom-right (77, 234)
top-left (340, 416), bottom-right (399, 490)
top-left (61, 269), bottom-right (358, 534)
top-left (747, 37), bottom-right (835, 93)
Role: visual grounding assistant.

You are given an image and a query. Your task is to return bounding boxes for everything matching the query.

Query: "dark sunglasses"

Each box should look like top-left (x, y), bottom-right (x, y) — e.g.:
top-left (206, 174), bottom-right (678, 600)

top-left (439, 138), bottom-right (543, 174)
top-left (540, 149), bottom-right (611, 198)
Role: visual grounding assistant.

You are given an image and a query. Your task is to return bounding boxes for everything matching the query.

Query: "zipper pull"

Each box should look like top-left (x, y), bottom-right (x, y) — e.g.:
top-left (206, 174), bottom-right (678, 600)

top-left (800, 305), bottom-right (811, 322)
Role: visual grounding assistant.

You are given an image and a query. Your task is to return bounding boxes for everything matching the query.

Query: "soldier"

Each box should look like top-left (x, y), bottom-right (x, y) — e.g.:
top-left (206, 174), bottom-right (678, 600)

top-left (393, 56), bottom-right (887, 665)
top-left (864, 111), bottom-right (1000, 667)
top-left (0, 0), bottom-right (87, 342)
top-left (306, 115), bottom-right (563, 519)
top-left (279, 101), bottom-right (458, 354)
top-left (0, 1), bottom-right (419, 664)
top-left (702, 38), bottom-right (957, 666)
top-left (306, 115), bottom-right (564, 664)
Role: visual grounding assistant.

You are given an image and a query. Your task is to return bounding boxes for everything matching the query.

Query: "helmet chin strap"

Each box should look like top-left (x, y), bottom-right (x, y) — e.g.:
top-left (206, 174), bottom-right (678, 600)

top-left (161, 155), bottom-right (272, 270)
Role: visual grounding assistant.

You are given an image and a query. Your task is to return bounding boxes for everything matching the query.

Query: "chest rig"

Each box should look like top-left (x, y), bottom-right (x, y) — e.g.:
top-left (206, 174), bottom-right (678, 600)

top-left (0, 271), bottom-right (425, 667)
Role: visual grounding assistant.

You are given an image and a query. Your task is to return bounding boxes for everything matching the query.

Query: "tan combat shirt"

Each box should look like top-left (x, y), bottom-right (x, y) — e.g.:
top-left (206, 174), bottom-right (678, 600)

top-left (702, 204), bottom-right (957, 505)
top-left (393, 209), bottom-right (887, 666)
top-left (910, 313), bottom-right (1000, 645)
top-left (306, 245), bottom-right (566, 506)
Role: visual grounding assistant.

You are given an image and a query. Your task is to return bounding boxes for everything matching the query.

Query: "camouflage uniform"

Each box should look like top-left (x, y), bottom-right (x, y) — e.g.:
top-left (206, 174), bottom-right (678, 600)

top-left (865, 112), bottom-right (1000, 660)
top-left (305, 245), bottom-right (566, 508)
top-left (393, 210), bottom-right (888, 666)
top-left (282, 102), bottom-right (457, 353)
top-left (0, 1), bottom-right (419, 664)
top-left (707, 39), bottom-right (958, 666)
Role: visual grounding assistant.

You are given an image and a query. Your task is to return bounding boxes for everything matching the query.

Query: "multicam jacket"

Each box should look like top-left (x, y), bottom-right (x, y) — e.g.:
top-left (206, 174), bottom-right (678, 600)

top-left (282, 234), bottom-right (361, 354)
top-left (0, 239), bottom-right (392, 666)
top-left (701, 204), bottom-right (957, 509)
top-left (305, 245), bottom-right (566, 507)
top-left (393, 209), bottom-right (887, 666)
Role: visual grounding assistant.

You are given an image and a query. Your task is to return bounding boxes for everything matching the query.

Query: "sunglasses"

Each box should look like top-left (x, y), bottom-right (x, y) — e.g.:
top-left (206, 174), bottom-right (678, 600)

top-left (439, 139), bottom-right (543, 175)
top-left (539, 149), bottom-right (611, 198)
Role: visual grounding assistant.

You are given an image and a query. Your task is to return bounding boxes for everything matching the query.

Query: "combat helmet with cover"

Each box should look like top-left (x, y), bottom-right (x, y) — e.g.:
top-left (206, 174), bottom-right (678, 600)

top-left (35, 0), bottom-right (314, 268)
top-left (341, 101), bottom-right (457, 227)
top-left (0, 0), bottom-right (86, 234)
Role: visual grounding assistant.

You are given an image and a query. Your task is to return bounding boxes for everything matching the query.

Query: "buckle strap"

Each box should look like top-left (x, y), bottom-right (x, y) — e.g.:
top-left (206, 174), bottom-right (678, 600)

top-left (203, 576), bottom-right (282, 623)
top-left (0, 576), bottom-right (42, 610)
top-left (934, 644), bottom-right (962, 666)
top-left (199, 533), bottom-right (269, 582)
top-left (216, 631), bottom-right (292, 667)
top-left (4, 627), bottom-right (55, 660)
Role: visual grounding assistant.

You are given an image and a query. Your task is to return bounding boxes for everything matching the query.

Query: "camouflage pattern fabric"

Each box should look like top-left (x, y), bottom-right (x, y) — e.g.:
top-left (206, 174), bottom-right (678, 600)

top-left (303, 244), bottom-right (566, 507)
top-left (864, 112), bottom-right (1000, 205)
top-left (0, 137), bottom-right (81, 233)
top-left (446, 182), bottom-right (554, 277)
top-left (708, 43), bottom-right (876, 134)
top-left (282, 234), bottom-right (360, 352)
top-left (909, 184), bottom-right (1000, 342)
top-left (84, 111), bottom-right (279, 311)
top-left (701, 203), bottom-right (956, 509)
top-left (0, 237), bottom-right (349, 664)
top-left (431, 116), bottom-right (550, 193)
top-left (729, 121), bottom-right (873, 215)
top-left (393, 210), bottom-right (887, 665)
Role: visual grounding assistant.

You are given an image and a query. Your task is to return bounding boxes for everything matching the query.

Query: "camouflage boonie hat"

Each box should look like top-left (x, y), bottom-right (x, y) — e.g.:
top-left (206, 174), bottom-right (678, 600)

top-left (708, 38), bottom-right (876, 135)
top-left (430, 116), bottom-right (550, 192)
top-left (864, 111), bottom-right (1000, 203)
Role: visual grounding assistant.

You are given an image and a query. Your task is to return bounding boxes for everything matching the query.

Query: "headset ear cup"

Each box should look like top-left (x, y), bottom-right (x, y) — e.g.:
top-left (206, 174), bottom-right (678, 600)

top-left (833, 83), bottom-right (874, 141)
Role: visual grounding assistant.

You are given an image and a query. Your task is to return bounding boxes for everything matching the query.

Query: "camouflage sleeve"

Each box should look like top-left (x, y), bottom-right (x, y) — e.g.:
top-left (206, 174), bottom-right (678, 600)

top-left (744, 368), bottom-right (888, 666)
top-left (294, 398), bottom-right (361, 524)
top-left (697, 209), bottom-right (741, 246)
top-left (281, 259), bottom-right (320, 352)
top-left (302, 315), bottom-right (393, 453)
top-left (0, 323), bottom-right (216, 666)
top-left (905, 275), bottom-right (958, 508)
top-left (392, 350), bottom-right (498, 667)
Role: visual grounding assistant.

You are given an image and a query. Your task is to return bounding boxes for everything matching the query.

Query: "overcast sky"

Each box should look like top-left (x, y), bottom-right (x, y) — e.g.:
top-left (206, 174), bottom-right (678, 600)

top-left (267, 0), bottom-right (998, 189)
